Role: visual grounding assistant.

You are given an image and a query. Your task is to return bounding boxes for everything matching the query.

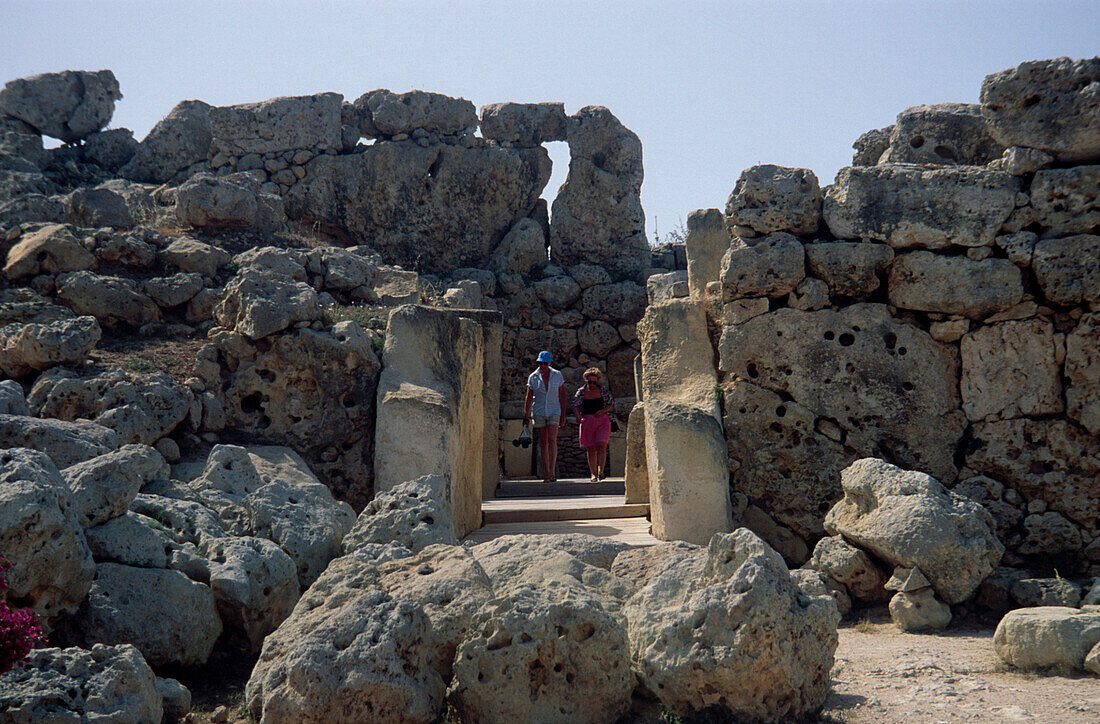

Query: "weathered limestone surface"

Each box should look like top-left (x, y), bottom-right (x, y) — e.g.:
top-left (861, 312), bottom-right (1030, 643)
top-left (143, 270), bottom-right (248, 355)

top-left (994, 607), bottom-right (1100, 670)
top-left (684, 207), bottom-right (729, 298)
top-left (624, 529), bottom-right (839, 721)
top-left (1032, 234), bottom-right (1100, 305)
top-left (1066, 312), bottom-right (1100, 434)
top-left (550, 106), bottom-right (648, 280)
top-left (887, 251), bottom-right (1023, 319)
top-left (882, 103), bottom-right (1005, 166)
top-left (824, 459), bottom-right (1003, 604)
top-left (0, 69), bottom-right (122, 142)
top-left (479, 101), bottom-right (567, 146)
top-left (720, 232), bottom-right (805, 300)
top-left (375, 306), bottom-right (497, 537)
top-left (725, 165), bottom-right (822, 236)
top-left (623, 401), bottom-right (648, 504)
top-left (805, 242), bottom-right (893, 298)
top-left (960, 319), bottom-right (1063, 421)
top-left (824, 165), bottom-right (1017, 249)
top-left (638, 299), bottom-right (731, 544)
top-left (980, 57), bottom-right (1100, 163)
top-left (1030, 165), bottom-right (1100, 234)
top-left (286, 141), bottom-right (550, 274)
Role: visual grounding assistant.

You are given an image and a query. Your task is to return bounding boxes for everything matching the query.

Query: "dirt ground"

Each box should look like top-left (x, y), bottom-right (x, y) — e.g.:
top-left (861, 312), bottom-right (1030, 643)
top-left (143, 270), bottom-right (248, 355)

top-left (820, 613), bottom-right (1100, 723)
top-left (180, 613), bottom-right (1100, 723)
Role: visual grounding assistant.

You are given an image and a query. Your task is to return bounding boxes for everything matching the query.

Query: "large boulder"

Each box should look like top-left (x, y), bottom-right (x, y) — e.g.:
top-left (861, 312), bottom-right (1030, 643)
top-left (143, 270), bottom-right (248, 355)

top-left (725, 165), bottom-right (822, 236)
top-left (28, 367), bottom-right (192, 447)
top-left (351, 89), bottom-right (477, 136)
top-left (994, 607), bottom-right (1100, 670)
top-left (887, 251), bottom-right (1023, 319)
top-left (3, 224), bottom-right (95, 281)
top-left (624, 529), bottom-right (839, 721)
top-left (201, 322), bottom-right (380, 508)
top-left (823, 458), bottom-right (1003, 604)
top-left (64, 563), bottom-right (221, 666)
top-left (121, 100), bottom-right (213, 183)
top-left (159, 237), bottom-right (230, 278)
top-left (1066, 312), bottom-right (1100, 434)
top-left (807, 535), bottom-right (889, 603)
top-left (0, 448), bottom-right (94, 627)
top-left (823, 165), bottom-right (1017, 249)
top-left (175, 171), bottom-right (284, 231)
top-left (55, 272), bottom-right (160, 327)
top-left (245, 551), bottom-right (445, 724)
top-left (980, 57), bottom-right (1100, 163)
top-left (0, 315), bottom-right (100, 377)
top-left (448, 583), bottom-right (634, 724)
top-left (214, 268), bottom-right (321, 340)
top-left (61, 443), bottom-right (168, 528)
top-left (63, 185), bottom-right (134, 228)
top-left (342, 475), bottom-right (456, 554)
top-left (207, 93), bottom-right (343, 156)
top-left (488, 217), bottom-right (547, 276)
top-left (550, 106), bottom-right (648, 280)
top-left (0, 414), bottom-right (118, 468)
top-left (0, 69), bottom-right (121, 143)
top-left (881, 103), bottom-right (1004, 166)
top-left (285, 140), bottom-right (550, 274)
top-left (804, 241), bottom-right (893, 298)
top-left (719, 305), bottom-right (965, 536)
top-left (960, 319), bottom-right (1063, 421)
top-left (182, 445), bottom-right (355, 586)
top-left (479, 101), bottom-right (567, 146)
top-left (0, 644), bottom-right (162, 723)
top-left (206, 536), bottom-right (300, 654)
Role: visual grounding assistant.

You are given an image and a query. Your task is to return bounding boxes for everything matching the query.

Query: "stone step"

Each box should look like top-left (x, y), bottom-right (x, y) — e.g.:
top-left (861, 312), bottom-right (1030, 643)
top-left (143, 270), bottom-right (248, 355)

top-left (464, 517), bottom-right (658, 546)
top-left (495, 477), bottom-right (625, 498)
top-left (481, 494), bottom-right (648, 524)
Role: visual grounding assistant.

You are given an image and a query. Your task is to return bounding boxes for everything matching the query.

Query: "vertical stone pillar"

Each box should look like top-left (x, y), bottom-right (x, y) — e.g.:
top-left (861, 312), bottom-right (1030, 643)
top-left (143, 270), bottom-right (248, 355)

top-left (685, 208), bottom-right (730, 299)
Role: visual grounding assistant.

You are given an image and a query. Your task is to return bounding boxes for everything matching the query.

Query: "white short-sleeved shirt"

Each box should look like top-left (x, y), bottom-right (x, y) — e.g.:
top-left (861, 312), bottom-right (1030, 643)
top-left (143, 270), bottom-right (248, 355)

top-left (527, 367), bottom-right (565, 417)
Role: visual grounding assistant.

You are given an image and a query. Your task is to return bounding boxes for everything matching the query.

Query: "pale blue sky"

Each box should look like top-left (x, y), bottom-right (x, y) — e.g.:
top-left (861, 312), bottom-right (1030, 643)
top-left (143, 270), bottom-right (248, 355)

top-left (2, 1), bottom-right (1097, 241)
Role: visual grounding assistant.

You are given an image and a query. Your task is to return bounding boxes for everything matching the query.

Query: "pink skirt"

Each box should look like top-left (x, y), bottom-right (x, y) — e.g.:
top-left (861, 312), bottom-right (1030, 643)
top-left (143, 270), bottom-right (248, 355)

top-left (578, 414), bottom-right (611, 448)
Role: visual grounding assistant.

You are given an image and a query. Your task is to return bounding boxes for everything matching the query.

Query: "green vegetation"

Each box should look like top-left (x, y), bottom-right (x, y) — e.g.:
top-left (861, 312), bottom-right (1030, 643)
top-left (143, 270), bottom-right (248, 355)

top-left (126, 359), bottom-right (159, 373)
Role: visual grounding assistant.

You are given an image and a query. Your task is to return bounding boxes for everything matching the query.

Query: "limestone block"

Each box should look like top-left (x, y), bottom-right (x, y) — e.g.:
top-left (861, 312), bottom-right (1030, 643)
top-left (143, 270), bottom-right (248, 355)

top-left (0, 645), bottom-right (162, 723)
top-left (804, 241), bottom-right (893, 298)
top-left (624, 529), bottom-right (839, 721)
top-left (61, 444), bottom-right (168, 528)
top-left (1030, 165), bottom-right (1100, 234)
top-left (1018, 511), bottom-right (1083, 556)
top-left (63, 185), bottom-right (134, 228)
top-left (176, 171), bottom-right (284, 230)
top-left (1011, 578), bottom-right (1082, 608)
top-left (980, 57), bottom-right (1100, 163)
top-left (550, 106), bottom-right (648, 280)
top-left (725, 164), bottom-right (822, 235)
top-left (0, 69), bottom-right (121, 143)
top-left (3, 224), bottom-right (95, 281)
top-left (479, 101), bottom-right (567, 145)
top-left (1066, 312), bottom-right (1100, 434)
top-left (56, 272), bottom-right (160, 327)
top-left (887, 251), bottom-right (1023, 319)
top-left (1001, 146), bottom-right (1054, 175)
top-left (644, 399), bottom-right (731, 545)
top-left (996, 231), bottom-right (1037, 267)
top-left (852, 125), bottom-right (892, 165)
top-left (824, 458), bottom-right (1003, 604)
top-left (207, 93), bottom-right (343, 156)
top-left (684, 208), bottom-right (729, 298)
top-left (968, 418), bottom-right (1100, 532)
top-left (889, 589), bottom-right (952, 632)
top-left (287, 140), bottom-right (550, 274)
top-left (0, 414), bottom-right (118, 469)
top-left (823, 165), bottom-right (1017, 249)
top-left (1033, 234), bottom-right (1100, 306)
top-left (82, 128), bottom-right (138, 171)
top-left (448, 583), bottom-right (634, 724)
top-left (142, 272), bottom-right (204, 308)
top-left (623, 402), bottom-right (648, 504)
top-left (206, 536), bottom-right (300, 654)
top-left (881, 103), bottom-right (1004, 166)
top-left (808, 535), bottom-right (889, 603)
top-left (215, 268), bottom-right (320, 340)
top-left (159, 237), bottom-right (230, 278)
top-left (342, 475), bottom-right (456, 554)
top-left (0, 379), bottom-right (29, 415)
top-left (67, 563), bottom-right (221, 666)
top-left (356, 89), bottom-right (477, 136)
top-left (580, 281), bottom-right (647, 323)
top-left (121, 100), bottom-right (213, 183)
top-left (960, 319), bottom-right (1063, 421)
top-left (719, 305), bottom-right (964, 486)
top-left (0, 315), bottom-right (100, 377)
top-left (0, 448), bottom-right (95, 628)
top-left (375, 306), bottom-right (488, 538)
top-left (719, 232), bottom-right (804, 300)
top-left (994, 607), bottom-right (1100, 670)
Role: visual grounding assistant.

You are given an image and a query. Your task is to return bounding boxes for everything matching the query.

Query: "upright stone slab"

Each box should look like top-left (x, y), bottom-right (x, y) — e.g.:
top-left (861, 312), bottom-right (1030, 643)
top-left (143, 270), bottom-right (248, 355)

top-left (375, 306), bottom-right (490, 537)
top-left (623, 402), bottom-right (648, 504)
top-left (639, 299), bottom-right (731, 544)
top-left (684, 208), bottom-right (729, 299)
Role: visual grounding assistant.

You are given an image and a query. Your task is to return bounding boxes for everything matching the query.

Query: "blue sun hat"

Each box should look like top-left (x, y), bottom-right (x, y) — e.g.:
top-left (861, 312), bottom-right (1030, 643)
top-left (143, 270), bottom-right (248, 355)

top-left (536, 350), bottom-right (553, 364)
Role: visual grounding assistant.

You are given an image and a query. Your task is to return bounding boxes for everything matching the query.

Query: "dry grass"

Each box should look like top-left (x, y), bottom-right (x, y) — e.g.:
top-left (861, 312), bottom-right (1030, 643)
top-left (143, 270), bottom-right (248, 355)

top-left (89, 336), bottom-right (208, 384)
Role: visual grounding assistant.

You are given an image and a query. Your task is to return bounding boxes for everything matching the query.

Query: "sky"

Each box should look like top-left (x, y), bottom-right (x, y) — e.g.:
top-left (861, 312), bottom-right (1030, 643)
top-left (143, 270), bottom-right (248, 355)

top-left (1, 1), bottom-right (1097, 242)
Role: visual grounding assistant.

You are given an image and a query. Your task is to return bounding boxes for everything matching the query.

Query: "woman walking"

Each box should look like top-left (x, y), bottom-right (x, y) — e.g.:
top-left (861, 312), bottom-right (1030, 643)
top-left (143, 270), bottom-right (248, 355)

top-left (572, 367), bottom-right (614, 482)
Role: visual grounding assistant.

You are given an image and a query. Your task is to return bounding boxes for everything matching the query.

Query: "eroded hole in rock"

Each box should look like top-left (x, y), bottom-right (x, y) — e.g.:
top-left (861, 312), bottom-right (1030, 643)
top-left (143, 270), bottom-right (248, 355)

top-left (823, 330), bottom-right (835, 341)
top-left (775, 406), bottom-right (787, 418)
top-left (1022, 94), bottom-right (1042, 108)
top-left (838, 332), bottom-right (855, 347)
top-left (909, 134), bottom-right (925, 148)
top-left (934, 145), bottom-right (956, 161)
top-left (240, 392), bottom-right (263, 414)
top-left (746, 362), bottom-right (759, 379)
top-left (257, 369), bottom-right (276, 383)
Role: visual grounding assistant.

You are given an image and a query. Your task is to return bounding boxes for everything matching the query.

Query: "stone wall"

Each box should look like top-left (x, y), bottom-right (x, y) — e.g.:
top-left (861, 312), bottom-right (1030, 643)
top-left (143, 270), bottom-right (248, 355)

top-left (698, 57), bottom-right (1100, 573)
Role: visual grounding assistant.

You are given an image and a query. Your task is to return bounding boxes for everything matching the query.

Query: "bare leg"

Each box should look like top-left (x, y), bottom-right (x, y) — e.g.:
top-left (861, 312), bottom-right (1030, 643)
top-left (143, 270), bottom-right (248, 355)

top-left (547, 426), bottom-right (559, 481)
top-left (538, 426), bottom-right (552, 481)
top-left (596, 442), bottom-right (608, 479)
top-left (586, 446), bottom-right (598, 479)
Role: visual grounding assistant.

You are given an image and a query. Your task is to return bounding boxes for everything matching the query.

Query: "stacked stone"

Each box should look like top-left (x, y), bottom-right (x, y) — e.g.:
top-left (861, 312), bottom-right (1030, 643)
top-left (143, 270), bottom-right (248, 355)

top-left (700, 56), bottom-right (1100, 577)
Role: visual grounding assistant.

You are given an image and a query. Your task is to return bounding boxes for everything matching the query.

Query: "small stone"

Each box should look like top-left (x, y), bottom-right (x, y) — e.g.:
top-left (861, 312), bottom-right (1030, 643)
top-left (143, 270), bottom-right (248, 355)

top-left (211, 705), bottom-right (229, 723)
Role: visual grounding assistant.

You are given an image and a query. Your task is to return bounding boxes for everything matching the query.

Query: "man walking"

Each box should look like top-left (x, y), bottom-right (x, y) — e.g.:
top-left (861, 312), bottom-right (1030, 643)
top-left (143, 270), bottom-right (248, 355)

top-left (523, 350), bottom-right (568, 482)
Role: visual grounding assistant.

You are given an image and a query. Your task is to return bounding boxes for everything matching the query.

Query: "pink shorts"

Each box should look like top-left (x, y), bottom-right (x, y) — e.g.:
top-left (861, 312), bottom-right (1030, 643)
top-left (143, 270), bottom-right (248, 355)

top-left (578, 414), bottom-right (611, 448)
